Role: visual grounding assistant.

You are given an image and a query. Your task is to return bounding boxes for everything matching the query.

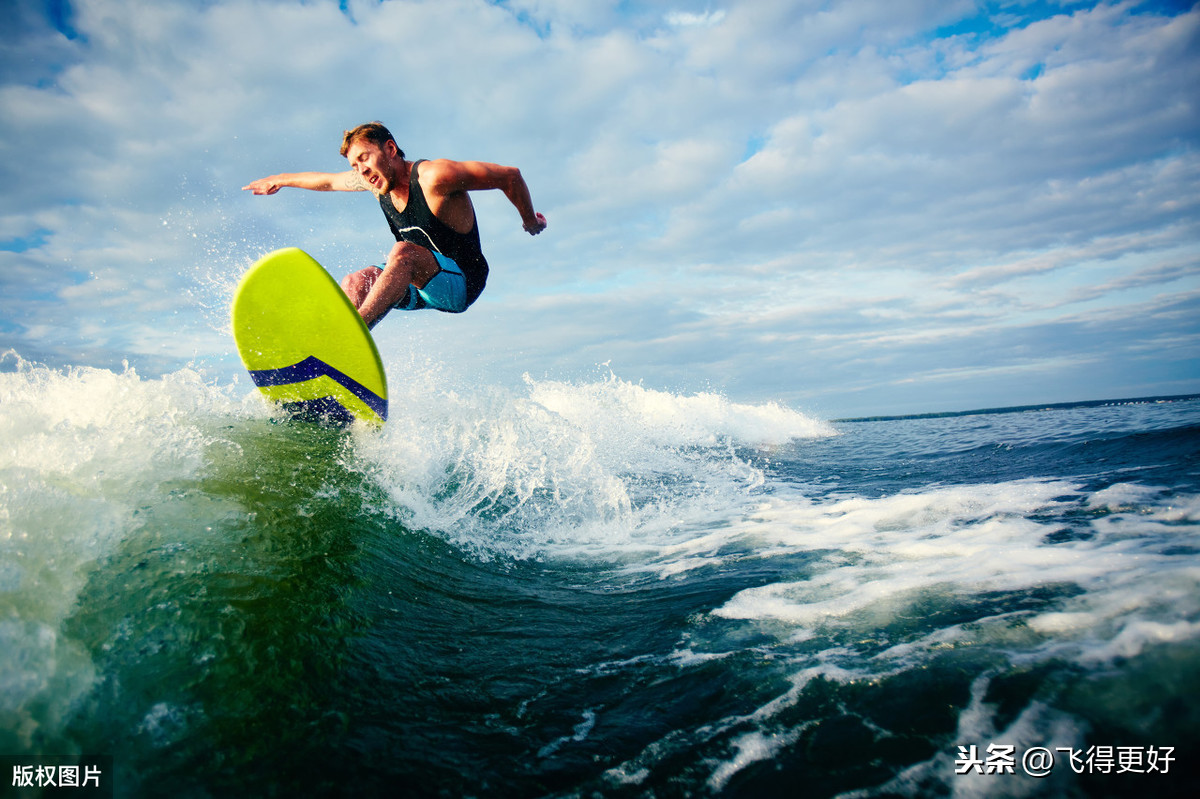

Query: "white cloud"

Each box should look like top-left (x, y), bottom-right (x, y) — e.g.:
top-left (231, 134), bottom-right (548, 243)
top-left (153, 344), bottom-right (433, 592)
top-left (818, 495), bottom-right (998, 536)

top-left (665, 10), bottom-right (726, 28)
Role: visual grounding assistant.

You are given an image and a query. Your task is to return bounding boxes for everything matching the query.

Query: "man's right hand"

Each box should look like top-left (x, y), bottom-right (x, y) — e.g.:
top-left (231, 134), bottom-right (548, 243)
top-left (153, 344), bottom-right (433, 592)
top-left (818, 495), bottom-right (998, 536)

top-left (242, 176), bottom-right (284, 195)
top-left (242, 172), bottom-right (364, 194)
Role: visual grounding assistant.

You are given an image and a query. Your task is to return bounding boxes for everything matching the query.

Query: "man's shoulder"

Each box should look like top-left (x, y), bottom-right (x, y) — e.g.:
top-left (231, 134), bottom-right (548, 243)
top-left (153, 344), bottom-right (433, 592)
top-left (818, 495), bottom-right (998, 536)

top-left (415, 158), bottom-right (460, 178)
top-left (415, 158), bottom-right (470, 194)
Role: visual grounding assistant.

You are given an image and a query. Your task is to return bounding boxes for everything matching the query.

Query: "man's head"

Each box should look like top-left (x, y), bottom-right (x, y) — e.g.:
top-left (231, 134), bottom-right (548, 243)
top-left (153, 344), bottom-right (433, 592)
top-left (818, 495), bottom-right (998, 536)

top-left (340, 122), bottom-right (404, 159)
top-left (341, 122), bottom-right (405, 194)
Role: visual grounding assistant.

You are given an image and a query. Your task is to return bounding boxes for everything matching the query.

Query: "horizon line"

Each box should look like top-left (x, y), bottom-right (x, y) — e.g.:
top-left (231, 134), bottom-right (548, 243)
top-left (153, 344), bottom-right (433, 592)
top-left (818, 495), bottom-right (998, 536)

top-left (834, 393), bottom-right (1200, 424)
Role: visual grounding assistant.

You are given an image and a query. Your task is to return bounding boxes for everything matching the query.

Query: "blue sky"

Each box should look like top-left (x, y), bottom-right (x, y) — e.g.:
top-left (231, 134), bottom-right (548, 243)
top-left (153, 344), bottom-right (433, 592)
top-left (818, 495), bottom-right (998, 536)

top-left (1, 0), bottom-right (1197, 417)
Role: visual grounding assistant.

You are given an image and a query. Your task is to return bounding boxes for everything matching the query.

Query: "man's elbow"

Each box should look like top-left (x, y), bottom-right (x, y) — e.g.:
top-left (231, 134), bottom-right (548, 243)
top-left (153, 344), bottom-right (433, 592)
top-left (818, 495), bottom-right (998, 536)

top-left (503, 165), bottom-right (527, 193)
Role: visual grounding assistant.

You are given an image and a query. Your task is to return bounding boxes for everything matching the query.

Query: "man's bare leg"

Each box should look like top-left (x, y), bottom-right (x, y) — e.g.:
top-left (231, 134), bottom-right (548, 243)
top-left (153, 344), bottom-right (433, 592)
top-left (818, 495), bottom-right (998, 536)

top-left (340, 241), bottom-right (441, 327)
top-left (341, 266), bottom-right (383, 308)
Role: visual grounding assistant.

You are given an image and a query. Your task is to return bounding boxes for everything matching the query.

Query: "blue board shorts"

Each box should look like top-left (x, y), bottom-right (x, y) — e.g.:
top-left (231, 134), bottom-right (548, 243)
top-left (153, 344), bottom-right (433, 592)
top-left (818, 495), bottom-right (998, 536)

top-left (391, 251), bottom-right (468, 313)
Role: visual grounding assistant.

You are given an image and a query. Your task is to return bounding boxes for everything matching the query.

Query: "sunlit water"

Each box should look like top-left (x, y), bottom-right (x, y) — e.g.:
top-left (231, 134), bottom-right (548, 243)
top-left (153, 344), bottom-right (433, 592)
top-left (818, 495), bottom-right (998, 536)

top-left (2, 351), bottom-right (1197, 797)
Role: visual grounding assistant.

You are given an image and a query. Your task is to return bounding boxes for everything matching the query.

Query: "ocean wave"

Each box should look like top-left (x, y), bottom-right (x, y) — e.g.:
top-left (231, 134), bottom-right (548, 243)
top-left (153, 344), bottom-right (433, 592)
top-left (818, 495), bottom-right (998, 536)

top-left (3, 353), bottom-right (1196, 796)
top-left (0, 354), bottom-right (245, 752)
top-left (349, 360), bottom-right (833, 561)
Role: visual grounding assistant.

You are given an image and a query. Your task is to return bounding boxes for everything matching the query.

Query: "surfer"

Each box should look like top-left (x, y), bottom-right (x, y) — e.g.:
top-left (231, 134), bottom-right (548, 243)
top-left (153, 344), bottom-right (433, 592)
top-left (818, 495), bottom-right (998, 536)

top-left (242, 122), bottom-right (547, 327)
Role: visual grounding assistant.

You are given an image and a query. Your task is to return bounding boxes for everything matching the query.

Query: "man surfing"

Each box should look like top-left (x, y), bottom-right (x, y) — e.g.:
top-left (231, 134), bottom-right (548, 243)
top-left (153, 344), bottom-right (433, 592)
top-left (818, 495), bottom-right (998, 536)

top-left (243, 122), bottom-right (546, 328)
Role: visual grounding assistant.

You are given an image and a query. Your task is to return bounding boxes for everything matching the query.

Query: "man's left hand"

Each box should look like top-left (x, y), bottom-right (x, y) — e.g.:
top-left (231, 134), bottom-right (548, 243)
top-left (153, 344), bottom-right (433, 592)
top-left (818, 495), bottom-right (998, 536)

top-left (524, 213), bottom-right (548, 235)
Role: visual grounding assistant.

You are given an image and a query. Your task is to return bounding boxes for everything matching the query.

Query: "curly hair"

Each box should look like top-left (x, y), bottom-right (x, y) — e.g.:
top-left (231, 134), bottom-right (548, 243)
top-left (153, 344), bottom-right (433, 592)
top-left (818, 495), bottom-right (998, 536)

top-left (339, 122), bottom-right (405, 159)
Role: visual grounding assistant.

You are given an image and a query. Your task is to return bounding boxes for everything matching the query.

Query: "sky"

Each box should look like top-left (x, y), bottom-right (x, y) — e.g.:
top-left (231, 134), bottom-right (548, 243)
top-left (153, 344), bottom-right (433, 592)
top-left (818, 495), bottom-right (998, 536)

top-left (0, 0), bottom-right (1197, 418)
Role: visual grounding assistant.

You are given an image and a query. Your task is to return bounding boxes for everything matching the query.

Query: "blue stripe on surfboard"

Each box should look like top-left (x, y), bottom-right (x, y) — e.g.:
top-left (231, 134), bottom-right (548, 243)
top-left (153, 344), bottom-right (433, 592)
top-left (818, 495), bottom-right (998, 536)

top-left (248, 355), bottom-right (388, 421)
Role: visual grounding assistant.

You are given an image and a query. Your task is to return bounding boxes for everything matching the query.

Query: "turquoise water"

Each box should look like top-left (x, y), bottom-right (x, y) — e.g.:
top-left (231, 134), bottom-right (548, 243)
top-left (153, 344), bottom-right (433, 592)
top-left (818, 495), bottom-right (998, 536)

top-left (2, 353), bottom-right (1197, 796)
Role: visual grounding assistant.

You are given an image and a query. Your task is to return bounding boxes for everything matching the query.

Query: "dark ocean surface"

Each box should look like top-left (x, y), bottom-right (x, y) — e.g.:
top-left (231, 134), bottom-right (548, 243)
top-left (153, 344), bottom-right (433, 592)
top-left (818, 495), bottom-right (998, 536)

top-left (2, 354), bottom-right (1197, 797)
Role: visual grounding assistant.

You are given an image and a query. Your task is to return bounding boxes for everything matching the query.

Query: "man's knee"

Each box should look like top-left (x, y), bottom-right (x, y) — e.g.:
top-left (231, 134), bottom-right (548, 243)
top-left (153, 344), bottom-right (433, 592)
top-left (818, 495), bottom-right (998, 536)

top-left (341, 266), bottom-right (380, 301)
top-left (386, 240), bottom-right (422, 265)
top-left (387, 241), bottom-right (439, 284)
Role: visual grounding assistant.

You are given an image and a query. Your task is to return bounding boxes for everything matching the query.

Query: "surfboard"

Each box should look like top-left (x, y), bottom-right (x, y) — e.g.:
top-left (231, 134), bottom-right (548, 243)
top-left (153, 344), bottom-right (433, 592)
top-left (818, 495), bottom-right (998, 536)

top-left (232, 247), bottom-right (388, 426)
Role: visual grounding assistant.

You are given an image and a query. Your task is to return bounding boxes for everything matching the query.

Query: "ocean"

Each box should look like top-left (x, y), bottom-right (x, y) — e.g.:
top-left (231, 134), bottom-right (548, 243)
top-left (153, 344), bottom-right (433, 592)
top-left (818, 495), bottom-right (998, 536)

top-left (1, 350), bottom-right (1197, 797)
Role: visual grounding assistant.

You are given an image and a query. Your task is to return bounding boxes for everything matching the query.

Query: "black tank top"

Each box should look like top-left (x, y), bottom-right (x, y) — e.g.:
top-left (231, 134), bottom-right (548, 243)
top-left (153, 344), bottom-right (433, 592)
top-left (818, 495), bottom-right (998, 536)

top-left (378, 159), bottom-right (489, 304)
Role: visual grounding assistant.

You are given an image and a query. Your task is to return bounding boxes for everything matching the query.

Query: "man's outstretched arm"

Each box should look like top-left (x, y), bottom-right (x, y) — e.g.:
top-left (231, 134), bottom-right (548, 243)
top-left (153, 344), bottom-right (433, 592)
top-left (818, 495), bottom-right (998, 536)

top-left (242, 171), bottom-right (369, 195)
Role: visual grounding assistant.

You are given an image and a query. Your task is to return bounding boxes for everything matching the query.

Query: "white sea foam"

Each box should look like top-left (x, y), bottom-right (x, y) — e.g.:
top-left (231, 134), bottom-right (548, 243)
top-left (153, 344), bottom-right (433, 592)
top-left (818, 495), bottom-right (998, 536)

top-left (842, 675), bottom-right (1085, 798)
top-left (707, 728), bottom-right (804, 792)
top-left (538, 708), bottom-right (598, 758)
top-left (578, 453), bottom-right (1199, 793)
top-left (352, 369), bottom-right (637, 560)
top-left (0, 354), bottom-right (242, 751)
top-left (525, 370), bottom-right (836, 448)
top-left (706, 480), bottom-right (1200, 653)
top-left (630, 473), bottom-right (1200, 794)
top-left (351, 359), bottom-right (833, 561)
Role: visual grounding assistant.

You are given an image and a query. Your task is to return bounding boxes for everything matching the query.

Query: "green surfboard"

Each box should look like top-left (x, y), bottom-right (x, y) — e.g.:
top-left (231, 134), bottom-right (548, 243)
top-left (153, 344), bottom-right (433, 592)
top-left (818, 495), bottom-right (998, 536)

top-left (232, 247), bottom-right (388, 426)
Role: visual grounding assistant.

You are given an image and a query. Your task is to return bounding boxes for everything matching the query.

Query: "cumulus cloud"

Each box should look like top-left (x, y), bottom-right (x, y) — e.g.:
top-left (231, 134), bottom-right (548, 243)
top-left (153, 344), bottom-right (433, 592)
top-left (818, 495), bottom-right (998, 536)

top-left (665, 10), bottom-right (726, 27)
top-left (0, 0), bottom-right (1196, 416)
